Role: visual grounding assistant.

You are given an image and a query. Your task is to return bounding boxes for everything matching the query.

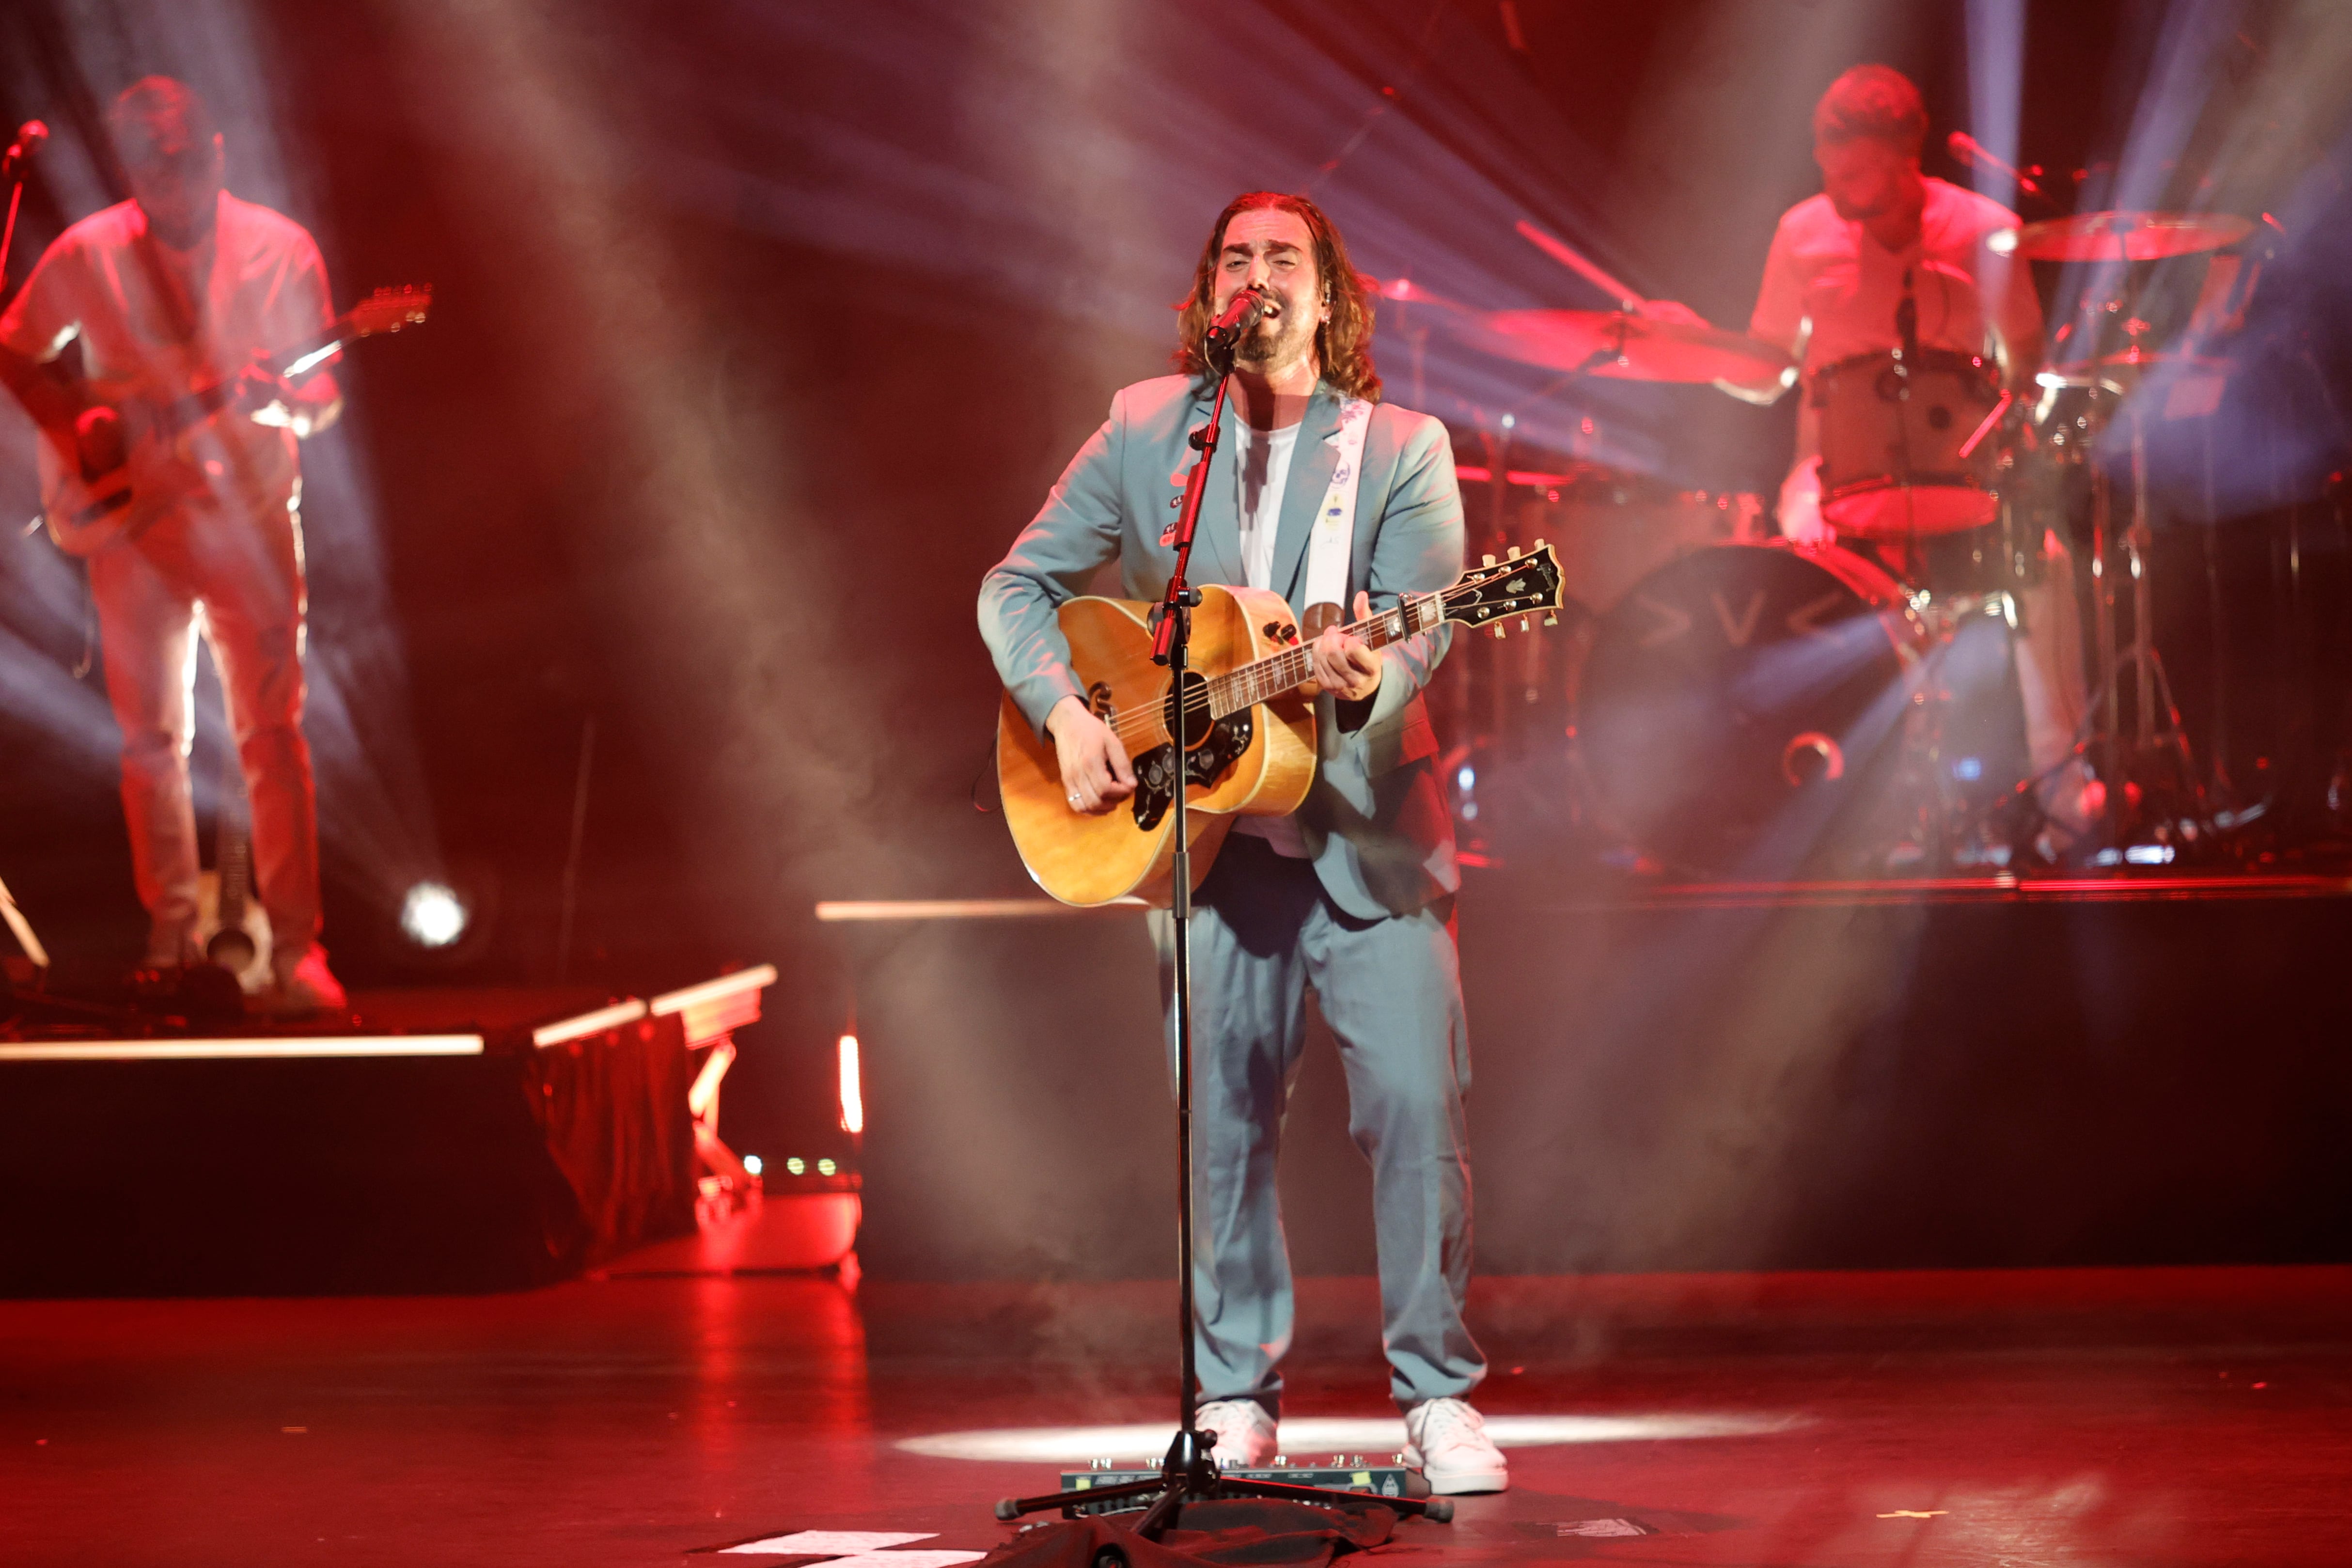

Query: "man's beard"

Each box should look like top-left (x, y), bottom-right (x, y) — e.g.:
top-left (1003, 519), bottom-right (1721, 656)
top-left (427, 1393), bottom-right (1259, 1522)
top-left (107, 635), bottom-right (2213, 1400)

top-left (1232, 308), bottom-right (1317, 374)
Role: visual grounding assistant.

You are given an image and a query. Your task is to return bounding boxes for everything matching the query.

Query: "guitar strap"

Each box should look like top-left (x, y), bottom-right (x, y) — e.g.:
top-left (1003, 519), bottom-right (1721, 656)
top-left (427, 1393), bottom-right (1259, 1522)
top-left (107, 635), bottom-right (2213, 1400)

top-left (1300, 396), bottom-right (1372, 622)
top-left (128, 220), bottom-right (206, 353)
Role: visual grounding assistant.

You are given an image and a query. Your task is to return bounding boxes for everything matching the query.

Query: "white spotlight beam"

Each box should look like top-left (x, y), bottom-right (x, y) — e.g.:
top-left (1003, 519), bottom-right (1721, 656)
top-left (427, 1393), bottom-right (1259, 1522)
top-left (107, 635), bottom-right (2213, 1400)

top-left (898, 1413), bottom-right (1806, 1464)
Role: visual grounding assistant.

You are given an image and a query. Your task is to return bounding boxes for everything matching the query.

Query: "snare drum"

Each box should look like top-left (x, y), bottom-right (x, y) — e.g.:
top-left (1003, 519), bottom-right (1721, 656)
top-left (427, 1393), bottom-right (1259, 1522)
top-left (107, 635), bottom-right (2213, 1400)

top-left (1814, 348), bottom-right (2003, 538)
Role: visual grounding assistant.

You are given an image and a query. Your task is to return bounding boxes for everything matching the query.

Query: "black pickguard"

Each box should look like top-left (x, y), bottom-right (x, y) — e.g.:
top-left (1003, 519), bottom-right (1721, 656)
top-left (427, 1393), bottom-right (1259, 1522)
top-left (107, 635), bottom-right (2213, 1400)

top-left (1131, 709), bottom-right (1254, 831)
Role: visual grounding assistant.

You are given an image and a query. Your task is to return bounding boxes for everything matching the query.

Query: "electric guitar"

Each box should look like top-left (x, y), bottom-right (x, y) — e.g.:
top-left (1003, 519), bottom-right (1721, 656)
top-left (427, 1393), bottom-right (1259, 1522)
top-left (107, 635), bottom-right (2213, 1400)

top-left (40, 284), bottom-right (432, 557)
top-left (998, 543), bottom-right (1566, 907)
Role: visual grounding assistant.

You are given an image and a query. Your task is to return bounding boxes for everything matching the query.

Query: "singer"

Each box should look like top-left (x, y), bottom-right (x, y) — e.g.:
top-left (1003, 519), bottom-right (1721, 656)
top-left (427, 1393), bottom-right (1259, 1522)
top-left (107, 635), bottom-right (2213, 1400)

top-left (1713, 65), bottom-right (2095, 840)
top-left (977, 192), bottom-right (1507, 1492)
top-left (0, 77), bottom-right (348, 1009)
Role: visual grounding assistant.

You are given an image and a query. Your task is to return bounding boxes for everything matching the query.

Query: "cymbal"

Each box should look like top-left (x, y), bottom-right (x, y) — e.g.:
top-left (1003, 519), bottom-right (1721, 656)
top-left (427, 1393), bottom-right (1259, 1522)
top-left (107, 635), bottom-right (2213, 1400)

top-left (1368, 277), bottom-right (1477, 318)
top-left (1472, 309), bottom-right (1795, 385)
top-left (2044, 345), bottom-right (2233, 392)
top-left (1993, 211), bottom-right (2254, 262)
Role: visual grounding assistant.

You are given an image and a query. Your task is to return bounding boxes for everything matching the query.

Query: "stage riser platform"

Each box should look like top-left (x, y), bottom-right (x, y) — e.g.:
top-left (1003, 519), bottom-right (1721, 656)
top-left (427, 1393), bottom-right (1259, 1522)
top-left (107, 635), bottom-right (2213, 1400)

top-left (843, 888), bottom-right (2352, 1279)
top-left (0, 1023), bottom-right (697, 1296)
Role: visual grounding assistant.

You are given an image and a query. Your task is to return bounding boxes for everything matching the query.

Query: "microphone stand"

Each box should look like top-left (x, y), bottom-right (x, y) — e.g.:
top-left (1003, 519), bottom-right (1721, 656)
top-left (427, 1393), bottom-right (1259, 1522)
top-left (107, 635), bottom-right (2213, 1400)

top-left (993, 337), bottom-right (1453, 1537)
top-left (0, 131), bottom-right (36, 289)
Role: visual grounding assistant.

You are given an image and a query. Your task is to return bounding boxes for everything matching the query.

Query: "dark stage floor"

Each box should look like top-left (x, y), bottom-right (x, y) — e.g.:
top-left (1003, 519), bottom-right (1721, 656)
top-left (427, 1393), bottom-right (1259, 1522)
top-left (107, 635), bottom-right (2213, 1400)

top-left (9, 1246), bottom-right (2352, 1567)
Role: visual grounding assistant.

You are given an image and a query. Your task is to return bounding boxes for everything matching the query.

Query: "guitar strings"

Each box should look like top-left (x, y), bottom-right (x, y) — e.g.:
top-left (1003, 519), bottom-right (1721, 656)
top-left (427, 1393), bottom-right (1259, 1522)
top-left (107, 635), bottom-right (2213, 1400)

top-left (1100, 596), bottom-right (1421, 746)
top-left (1095, 566), bottom-right (1545, 748)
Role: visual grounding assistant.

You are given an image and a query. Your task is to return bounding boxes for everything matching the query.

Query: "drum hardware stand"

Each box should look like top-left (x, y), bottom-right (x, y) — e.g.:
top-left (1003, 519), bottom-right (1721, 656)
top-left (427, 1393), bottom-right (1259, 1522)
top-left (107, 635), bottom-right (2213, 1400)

top-left (2083, 382), bottom-right (2214, 856)
top-left (992, 332), bottom-right (1452, 1537)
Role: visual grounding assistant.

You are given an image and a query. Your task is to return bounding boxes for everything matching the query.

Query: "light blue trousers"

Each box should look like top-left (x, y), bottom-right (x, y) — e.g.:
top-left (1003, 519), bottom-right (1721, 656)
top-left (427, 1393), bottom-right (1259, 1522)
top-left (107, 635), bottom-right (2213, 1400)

top-left (1161, 833), bottom-right (1485, 1415)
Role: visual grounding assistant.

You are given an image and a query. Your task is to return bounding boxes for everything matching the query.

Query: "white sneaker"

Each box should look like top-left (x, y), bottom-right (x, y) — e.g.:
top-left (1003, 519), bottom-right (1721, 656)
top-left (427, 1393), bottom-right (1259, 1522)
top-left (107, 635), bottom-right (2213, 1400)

top-left (1403, 1397), bottom-right (1507, 1494)
top-left (1193, 1398), bottom-right (1276, 1468)
top-left (267, 944), bottom-right (349, 1017)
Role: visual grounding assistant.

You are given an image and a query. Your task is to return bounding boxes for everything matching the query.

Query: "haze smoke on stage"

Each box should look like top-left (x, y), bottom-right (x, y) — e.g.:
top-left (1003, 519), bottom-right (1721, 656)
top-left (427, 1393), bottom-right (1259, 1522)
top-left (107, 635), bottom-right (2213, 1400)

top-left (371, 0), bottom-right (956, 972)
top-left (706, 1), bottom-right (1799, 487)
top-left (1963, 0), bottom-right (2029, 205)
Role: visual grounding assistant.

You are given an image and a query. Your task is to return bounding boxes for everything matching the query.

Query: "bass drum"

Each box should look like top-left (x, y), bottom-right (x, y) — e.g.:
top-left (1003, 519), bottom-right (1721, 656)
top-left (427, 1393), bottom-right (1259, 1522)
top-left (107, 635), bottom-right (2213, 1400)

top-left (1577, 542), bottom-right (1929, 877)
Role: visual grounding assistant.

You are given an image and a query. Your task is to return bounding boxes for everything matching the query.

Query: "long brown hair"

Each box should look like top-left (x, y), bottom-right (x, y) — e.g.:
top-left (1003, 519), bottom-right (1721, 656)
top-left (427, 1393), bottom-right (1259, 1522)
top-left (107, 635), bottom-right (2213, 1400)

top-left (1173, 192), bottom-right (1381, 402)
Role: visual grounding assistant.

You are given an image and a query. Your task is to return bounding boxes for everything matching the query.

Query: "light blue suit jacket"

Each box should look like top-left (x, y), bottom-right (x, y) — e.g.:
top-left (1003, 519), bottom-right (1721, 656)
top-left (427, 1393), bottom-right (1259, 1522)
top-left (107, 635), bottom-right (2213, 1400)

top-left (980, 375), bottom-right (1465, 919)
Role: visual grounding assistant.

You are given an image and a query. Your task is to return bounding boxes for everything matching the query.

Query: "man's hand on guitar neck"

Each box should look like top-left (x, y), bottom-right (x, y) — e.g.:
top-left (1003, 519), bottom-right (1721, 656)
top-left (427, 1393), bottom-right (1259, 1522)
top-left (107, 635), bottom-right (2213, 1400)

top-left (1047, 695), bottom-right (1137, 815)
top-left (1305, 590), bottom-right (1384, 703)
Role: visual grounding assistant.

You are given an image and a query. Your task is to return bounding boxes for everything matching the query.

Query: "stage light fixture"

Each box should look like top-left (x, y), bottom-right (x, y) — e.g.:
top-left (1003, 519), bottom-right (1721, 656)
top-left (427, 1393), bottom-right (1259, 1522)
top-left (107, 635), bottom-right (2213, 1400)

top-left (400, 881), bottom-right (470, 948)
top-left (743, 1154), bottom-right (764, 1176)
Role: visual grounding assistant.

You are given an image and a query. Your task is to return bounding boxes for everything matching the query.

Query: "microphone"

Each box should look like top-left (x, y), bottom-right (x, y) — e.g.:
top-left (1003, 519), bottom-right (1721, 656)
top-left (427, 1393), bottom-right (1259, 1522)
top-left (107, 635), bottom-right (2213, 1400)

top-left (1204, 283), bottom-right (1270, 356)
top-left (3, 120), bottom-right (46, 175)
top-left (1947, 130), bottom-right (2042, 199)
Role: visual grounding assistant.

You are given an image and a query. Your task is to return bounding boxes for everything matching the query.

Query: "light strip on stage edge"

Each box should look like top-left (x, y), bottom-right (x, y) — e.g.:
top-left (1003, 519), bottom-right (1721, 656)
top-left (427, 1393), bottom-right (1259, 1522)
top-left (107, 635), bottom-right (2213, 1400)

top-left (0, 1035), bottom-right (485, 1062)
top-left (897, 1412), bottom-right (1807, 1463)
top-left (531, 999), bottom-right (649, 1048)
top-left (649, 964), bottom-right (778, 1017)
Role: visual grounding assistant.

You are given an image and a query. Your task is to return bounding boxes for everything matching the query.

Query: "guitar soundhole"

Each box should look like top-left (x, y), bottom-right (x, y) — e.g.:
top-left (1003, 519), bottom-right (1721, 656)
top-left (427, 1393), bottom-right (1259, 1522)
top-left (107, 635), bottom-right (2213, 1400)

top-left (1158, 670), bottom-right (1211, 744)
top-left (1131, 674), bottom-right (1252, 832)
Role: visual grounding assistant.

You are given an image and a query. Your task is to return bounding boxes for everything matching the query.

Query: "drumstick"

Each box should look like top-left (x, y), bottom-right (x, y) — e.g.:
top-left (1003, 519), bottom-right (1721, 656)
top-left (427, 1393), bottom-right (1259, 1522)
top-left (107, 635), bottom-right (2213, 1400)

top-left (1957, 391), bottom-right (2014, 460)
top-left (1515, 220), bottom-right (1648, 314)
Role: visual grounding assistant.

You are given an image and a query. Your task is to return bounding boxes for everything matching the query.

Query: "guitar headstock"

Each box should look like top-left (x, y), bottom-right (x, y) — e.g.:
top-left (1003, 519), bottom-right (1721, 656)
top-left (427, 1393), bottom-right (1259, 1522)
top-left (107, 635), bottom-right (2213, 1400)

top-left (1440, 541), bottom-right (1565, 637)
top-left (347, 284), bottom-right (433, 338)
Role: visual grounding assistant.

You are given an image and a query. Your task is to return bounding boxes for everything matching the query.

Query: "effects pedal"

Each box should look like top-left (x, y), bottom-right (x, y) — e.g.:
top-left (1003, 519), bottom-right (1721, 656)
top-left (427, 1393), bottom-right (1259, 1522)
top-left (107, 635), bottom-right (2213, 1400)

top-left (1056, 1456), bottom-right (1424, 1516)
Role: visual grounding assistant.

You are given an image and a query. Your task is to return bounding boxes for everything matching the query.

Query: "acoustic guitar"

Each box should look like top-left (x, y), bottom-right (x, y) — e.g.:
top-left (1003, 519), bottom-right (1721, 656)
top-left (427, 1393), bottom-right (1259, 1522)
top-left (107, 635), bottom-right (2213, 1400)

top-left (41, 284), bottom-right (432, 557)
top-left (998, 543), bottom-right (1566, 906)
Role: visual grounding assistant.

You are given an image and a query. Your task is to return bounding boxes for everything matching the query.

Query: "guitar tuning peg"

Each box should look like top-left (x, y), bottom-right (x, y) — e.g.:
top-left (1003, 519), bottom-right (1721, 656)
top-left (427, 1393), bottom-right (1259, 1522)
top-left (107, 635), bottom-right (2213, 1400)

top-left (1543, 612), bottom-right (1558, 626)
top-left (1492, 625), bottom-right (1507, 640)
top-left (1519, 616), bottom-right (1531, 631)
top-left (1532, 536), bottom-right (1548, 549)
top-left (1481, 553), bottom-right (1496, 567)
top-left (1506, 545), bottom-right (1521, 559)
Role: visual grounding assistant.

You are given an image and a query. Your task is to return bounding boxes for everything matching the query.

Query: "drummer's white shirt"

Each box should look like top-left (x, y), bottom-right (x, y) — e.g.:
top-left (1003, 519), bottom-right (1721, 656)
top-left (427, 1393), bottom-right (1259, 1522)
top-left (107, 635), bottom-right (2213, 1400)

top-left (1748, 176), bottom-right (2041, 540)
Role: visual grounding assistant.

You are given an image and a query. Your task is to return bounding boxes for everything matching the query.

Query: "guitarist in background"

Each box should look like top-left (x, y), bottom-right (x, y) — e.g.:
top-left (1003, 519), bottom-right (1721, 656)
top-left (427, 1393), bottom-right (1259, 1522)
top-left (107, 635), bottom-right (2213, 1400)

top-left (979, 192), bottom-right (1507, 1494)
top-left (0, 77), bottom-right (345, 1012)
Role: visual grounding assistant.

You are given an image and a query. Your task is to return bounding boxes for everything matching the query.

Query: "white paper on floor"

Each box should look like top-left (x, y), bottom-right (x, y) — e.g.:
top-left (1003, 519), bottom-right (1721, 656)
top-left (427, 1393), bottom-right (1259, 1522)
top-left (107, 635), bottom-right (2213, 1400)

top-left (722, 1531), bottom-right (939, 1555)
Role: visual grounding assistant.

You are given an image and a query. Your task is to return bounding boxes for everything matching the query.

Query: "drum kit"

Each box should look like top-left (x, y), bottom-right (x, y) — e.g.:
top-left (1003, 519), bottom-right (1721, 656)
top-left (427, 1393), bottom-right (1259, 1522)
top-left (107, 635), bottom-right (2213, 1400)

top-left (1393, 205), bottom-right (2277, 879)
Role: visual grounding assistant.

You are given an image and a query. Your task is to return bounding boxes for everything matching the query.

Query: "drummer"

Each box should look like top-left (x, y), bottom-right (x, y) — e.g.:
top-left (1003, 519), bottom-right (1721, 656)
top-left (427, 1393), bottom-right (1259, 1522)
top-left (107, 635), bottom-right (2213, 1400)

top-left (1661, 64), bottom-right (2095, 840)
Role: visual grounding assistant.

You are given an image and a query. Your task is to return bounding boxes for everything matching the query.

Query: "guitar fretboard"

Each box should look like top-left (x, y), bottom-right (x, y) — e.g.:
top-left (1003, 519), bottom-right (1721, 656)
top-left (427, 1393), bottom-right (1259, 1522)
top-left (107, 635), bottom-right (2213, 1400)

top-left (1205, 592), bottom-right (1443, 719)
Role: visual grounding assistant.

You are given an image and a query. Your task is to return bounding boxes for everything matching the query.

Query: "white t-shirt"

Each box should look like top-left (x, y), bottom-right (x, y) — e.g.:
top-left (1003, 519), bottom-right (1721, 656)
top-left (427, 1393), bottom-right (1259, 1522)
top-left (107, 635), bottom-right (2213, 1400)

top-left (0, 191), bottom-right (333, 521)
top-left (1748, 176), bottom-right (2041, 536)
top-left (1234, 421), bottom-right (1301, 592)
top-left (1229, 420), bottom-right (1313, 858)
top-left (1749, 177), bottom-right (2038, 374)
